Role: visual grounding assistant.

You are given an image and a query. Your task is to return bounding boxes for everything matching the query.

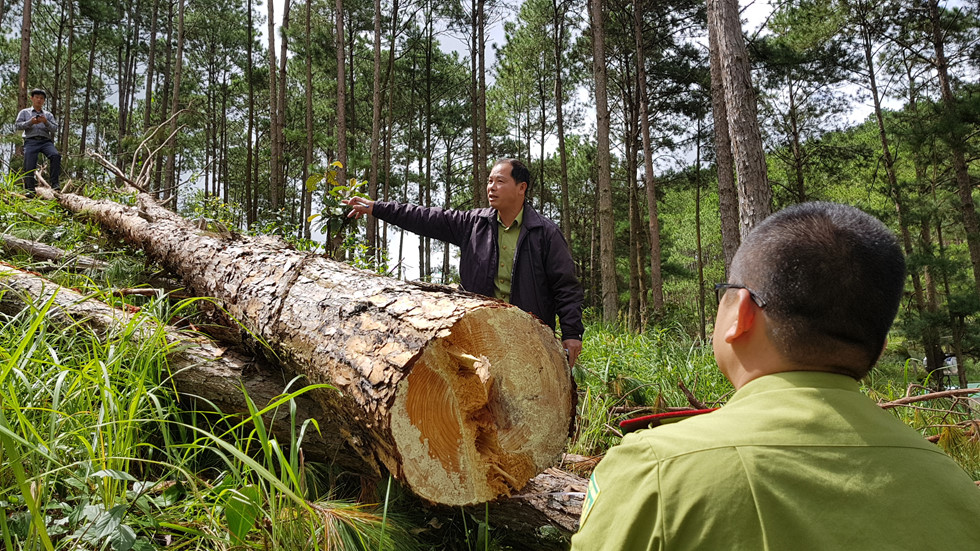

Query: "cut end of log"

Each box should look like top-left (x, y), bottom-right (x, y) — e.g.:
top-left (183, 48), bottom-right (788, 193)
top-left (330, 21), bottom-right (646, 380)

top-left (390, 306), bottom-right (573, 506)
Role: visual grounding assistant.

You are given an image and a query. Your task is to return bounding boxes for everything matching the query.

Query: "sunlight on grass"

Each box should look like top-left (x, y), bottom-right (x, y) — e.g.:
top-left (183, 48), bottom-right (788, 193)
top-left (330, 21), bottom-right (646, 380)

top-left (0, 287), bottom-right (420, 550)
top-left (572, 319), bottom-right (980, 481)
top-left (570, 320), bottom-right (733, 456)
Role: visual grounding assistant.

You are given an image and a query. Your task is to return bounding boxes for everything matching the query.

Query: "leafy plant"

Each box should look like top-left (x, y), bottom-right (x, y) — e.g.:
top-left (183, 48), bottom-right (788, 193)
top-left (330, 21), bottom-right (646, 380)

top-left (305, 161), bottom-right (368, 231)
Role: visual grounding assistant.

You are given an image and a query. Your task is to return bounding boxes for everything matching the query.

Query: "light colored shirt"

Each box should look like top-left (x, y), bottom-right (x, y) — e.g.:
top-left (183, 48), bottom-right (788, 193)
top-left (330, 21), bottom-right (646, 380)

top-left (494, 208), bottom-right (523, 302)
top-left (572, 371), bottom-right (980, 550)
top-left (15, 107), bottom-right (57, 141)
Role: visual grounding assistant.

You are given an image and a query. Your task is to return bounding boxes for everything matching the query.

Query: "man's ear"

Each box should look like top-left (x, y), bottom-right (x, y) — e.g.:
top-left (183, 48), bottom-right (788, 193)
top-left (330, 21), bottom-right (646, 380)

top-left (723, 289), bottom-right (759, 344)
top-left (518, 181), bottom-right (528, 196)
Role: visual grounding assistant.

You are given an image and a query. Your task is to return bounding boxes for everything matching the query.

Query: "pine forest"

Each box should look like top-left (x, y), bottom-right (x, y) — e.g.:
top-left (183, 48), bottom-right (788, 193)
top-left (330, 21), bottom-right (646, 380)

top-left (0, 0), bottom-right (979, 549)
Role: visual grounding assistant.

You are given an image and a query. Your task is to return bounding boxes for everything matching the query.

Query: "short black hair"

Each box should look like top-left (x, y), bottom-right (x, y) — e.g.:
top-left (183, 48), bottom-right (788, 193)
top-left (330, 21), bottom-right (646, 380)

top-left (729, 202), bottom-right (906, 377)
top-left (30, 88), bottom-right (46, 98)
top-left (493, 159), bottom-right (531, 192)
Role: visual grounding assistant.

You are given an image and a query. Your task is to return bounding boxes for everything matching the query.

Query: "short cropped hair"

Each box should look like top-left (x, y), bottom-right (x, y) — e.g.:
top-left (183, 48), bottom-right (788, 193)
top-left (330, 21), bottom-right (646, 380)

top-left (494, 158), bottom-right (531, 192)
top-left (729, 202), bottom-right (906, 377)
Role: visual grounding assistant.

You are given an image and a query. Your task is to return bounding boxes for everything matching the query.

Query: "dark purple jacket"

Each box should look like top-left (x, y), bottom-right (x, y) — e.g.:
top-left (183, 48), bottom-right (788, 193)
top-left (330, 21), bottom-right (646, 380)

top-left (372, 200), bottom-right (584, 340)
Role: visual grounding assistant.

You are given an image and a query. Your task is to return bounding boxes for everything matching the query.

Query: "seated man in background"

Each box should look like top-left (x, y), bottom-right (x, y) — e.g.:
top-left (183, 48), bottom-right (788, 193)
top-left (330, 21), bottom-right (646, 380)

top-left (572, 202), bottom-right (980, 550)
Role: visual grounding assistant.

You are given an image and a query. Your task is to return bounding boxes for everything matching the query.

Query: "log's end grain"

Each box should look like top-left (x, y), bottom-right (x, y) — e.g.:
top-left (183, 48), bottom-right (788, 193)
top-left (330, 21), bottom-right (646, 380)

top-left (390, 306), bottom-right (573, 506)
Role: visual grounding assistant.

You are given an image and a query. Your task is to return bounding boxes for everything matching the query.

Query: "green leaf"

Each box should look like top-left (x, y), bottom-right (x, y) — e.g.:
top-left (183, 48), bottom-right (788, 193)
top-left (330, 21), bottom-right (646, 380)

top-left (92, 504), bottom-right (127, 539)
top-left (91, 469), bottom-right (137, 482)
top-left (150, 482), bottom-right (184, 508)
top-left (305, 174), bottom-right (323, 192)
top-left (223, 485), bottom-right (262, 544)
top-left (130, 539), bottom-right (156, 551)
top-left (111, 524), bottom-right (137, 551)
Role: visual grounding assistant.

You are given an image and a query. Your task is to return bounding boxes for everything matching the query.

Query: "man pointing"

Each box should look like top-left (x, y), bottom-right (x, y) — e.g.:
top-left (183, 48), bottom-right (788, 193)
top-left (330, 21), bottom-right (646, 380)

top-left (345, 159), bottom-right (584, 366)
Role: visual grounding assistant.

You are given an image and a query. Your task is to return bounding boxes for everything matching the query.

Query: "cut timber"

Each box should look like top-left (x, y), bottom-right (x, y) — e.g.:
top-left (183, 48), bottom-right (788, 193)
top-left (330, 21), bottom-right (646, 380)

top-left (0, 264), bottom-right (586, 543)
top-left (0, 263), bottom-right (359, 471)
top-left (38, 187), bottom-right (575, 506)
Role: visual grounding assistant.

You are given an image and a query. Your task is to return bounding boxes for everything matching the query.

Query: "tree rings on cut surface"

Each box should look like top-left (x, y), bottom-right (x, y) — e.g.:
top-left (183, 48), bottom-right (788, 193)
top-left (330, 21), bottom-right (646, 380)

top-left (391, 306), bottom-right (573, 506)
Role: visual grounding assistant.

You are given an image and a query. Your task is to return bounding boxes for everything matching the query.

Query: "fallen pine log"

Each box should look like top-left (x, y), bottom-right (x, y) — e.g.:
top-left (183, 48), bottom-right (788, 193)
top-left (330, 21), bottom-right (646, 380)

top-left (0, 264), bottom-right (585, 543)
top-left (1, 232), bottom-right (107, 270)
top-left (36, 187), bottom-right (575, 507)
top-left (0, 262), bottom-right (361, 471)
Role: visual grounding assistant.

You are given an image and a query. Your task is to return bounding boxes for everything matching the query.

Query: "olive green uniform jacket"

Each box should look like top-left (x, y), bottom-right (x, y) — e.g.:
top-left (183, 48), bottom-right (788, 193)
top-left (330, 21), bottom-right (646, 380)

top-left (572, 371), bottom-right (980, 550)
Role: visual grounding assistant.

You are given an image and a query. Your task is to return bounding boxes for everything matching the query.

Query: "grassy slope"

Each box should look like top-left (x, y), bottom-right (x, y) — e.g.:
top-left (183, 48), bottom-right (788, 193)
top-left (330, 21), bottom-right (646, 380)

top-left (0, 181), bottom-right (977, 550)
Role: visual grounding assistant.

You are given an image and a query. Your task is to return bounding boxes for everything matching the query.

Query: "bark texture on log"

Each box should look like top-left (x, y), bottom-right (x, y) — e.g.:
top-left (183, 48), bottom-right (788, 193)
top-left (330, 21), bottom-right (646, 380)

top-left (0, 263), bottom-right (363, 471)
top-left (0, 264), bottom-right (586, 542)
top-left (1, 233), bottom-right (106, 269)
top-left (39, 188), bottom-right (575, 506)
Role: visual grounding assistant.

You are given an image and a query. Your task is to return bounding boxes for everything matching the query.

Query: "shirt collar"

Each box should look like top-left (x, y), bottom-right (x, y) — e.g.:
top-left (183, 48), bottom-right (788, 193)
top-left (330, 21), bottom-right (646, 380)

top-left (497, 207), bottom-right (524, 230)
top-left (729, 371), bottom-right (861, 405)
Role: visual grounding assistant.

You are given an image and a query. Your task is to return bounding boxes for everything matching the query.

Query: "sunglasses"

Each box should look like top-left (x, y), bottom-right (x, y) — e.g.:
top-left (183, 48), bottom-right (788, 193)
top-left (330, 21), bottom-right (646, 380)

top-left (714, 283), bottom-right (767, 308)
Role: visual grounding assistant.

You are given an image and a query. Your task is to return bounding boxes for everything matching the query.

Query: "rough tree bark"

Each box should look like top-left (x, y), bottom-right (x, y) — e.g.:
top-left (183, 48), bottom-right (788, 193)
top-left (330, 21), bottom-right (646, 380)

top-left (0, 261), bottom-right (360, 470)
top-left (707, 0), bottom-right (740, 273)
top-left (1, 233), bottom-right (106, 270)
top-left (589, 0), bottom-right (619, 323)
top-left (0, 262), bottom-right (586, 546)
top-left (711, 0), bottom-right (772, 237)
top-left (35, 187), bottom-right (575, 507)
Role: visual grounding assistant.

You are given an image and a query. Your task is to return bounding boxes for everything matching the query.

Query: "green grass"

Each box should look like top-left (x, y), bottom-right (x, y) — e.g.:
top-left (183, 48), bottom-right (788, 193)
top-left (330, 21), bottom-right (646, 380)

top-left (1, 173), bottom-right (977, 550)
top-left (570, 320), bottom-right (732, 455)
top-left (0, 288), bottom-right (423, 550)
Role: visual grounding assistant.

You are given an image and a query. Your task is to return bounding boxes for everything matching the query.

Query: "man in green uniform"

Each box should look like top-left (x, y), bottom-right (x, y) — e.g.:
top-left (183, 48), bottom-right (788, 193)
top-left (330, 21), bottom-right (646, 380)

top-left (572, 202), bottom-right (980, 550)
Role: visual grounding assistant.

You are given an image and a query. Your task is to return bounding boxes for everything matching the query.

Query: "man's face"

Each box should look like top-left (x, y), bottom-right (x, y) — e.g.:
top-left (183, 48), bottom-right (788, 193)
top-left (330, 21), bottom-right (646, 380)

top-left (31, 94), bottom-right (45, 111)
top-left (487, 163), bottom-right (526, 213)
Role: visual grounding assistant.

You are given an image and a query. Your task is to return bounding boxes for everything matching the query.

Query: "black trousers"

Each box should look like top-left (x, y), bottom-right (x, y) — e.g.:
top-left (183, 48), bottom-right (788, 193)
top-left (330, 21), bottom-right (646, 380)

top-left (23, 138), bottom-right (61, 190)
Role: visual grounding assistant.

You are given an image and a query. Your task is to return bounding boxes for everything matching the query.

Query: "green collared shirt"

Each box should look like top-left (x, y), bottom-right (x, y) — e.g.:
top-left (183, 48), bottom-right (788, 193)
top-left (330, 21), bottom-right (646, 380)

top-left (572, 371), bottom-right (980, 550)
top-left (494, 208), bottom-right (523, 302)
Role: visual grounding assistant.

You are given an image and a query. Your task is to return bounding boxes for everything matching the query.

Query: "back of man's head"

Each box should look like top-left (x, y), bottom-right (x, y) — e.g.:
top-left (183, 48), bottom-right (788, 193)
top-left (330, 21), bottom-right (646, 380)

top-left (730, 202), bottom-right (906, 377)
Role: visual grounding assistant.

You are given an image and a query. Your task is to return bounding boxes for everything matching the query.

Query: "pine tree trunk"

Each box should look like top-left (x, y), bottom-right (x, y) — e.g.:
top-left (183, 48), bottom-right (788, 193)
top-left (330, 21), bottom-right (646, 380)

top-left (476, 0), bottom-right (489, 202)
top-left (246, 0), bottom-right (255, 227)
top-left (79, 21), bottom-right (98, 178)
top-left (335, 0), bottom-right (348, 192)
top-left (59, 1), bottom-right (75, 150)
top-left (589, 0), bottom-right (618, 323)
top-left (144, 0), bottom-right (159, 132)
top-left (634, 1), bottom-right (664, 314)
top-left (164, 0), bottom-right (185, 202)
top-left (712, 0), bottom-right (771, 237)
top-left (927, 0), bottom-right (980, 296)
top-left (367, 0), bottom-right (383, 252)
top-left (303, 0), bottom-right (314, 240)
top-left (267, 0), bottom-right (280, 209)
top-left (277, 0), bottom-right (291, 210)
top-left (16, 0), bottom-right (32, 158)
top-left (552, 0), bottom-right (571, 242)
top-left (38, 188), bottom-right (575, 507)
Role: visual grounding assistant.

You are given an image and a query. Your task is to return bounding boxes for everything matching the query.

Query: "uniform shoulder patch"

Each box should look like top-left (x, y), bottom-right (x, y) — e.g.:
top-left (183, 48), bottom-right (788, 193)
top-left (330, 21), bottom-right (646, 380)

top-left (579, 471), bottom-right (601, 526)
